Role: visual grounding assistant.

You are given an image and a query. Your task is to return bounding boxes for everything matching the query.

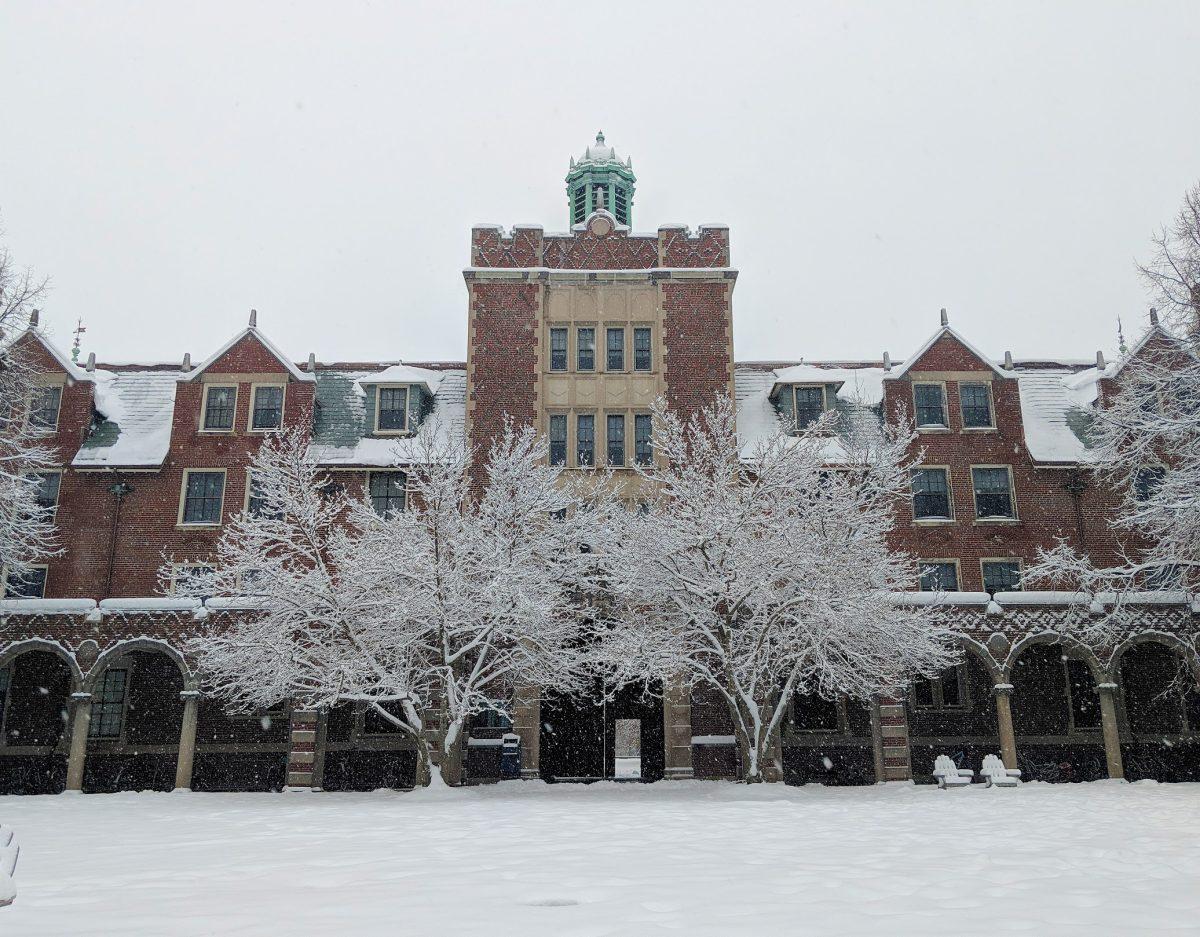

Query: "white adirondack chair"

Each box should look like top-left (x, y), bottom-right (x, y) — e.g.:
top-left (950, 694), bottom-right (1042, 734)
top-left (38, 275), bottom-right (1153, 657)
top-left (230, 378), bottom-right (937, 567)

top-left (980, 753), bottom-right (1022, 788)
top-left (931, 754), bottom-right (974, 789)
top-left (0, 824), bottom-right (18, 908)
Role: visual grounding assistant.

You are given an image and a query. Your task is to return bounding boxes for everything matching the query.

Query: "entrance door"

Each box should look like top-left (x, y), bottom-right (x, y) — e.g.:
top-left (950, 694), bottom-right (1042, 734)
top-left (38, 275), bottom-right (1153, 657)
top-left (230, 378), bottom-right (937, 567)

top-left (613, 718), bottom-right (641, 779)
top-left (539, 680), bottom-right (665, 782)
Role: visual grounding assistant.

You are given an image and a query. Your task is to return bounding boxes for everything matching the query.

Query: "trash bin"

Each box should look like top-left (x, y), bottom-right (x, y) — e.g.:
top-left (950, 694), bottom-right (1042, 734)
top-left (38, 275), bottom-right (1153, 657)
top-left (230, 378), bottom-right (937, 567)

top-left (500, 733), bottom-right (521, 779)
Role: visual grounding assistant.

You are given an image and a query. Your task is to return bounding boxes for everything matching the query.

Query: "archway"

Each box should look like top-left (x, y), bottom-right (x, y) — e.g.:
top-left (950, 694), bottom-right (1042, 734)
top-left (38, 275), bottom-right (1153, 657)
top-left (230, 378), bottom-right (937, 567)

top-left (785, 691), bottom-right (876, 785)
top-left (540, 679), bottom-right (664, 782)
top-left (1117, 640), bottom-right (1200, 782)
top-left (320, 701), bottom-right (418, 791)
top-left (907, 650), bottom-right (1000, 783)
top-left (0, 648), bottom-right (75, 794)
top-left (1010, 642), bottom-right (1106, 782)
top-left (83, 647), bottom-right (186, 792)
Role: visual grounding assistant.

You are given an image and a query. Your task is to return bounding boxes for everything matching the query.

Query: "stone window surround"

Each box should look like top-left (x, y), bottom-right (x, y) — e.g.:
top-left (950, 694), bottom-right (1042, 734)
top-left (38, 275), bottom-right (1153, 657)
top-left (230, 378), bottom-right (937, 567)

top-left (912, 381), bottom-right (949, 431)
top-left (970, 464), bottom-right (1018, 523)
top-left (547, 408), bottom-right (653, 470)
top-left (177, 468), bottom-right (227, 528)
top-left (248, 382), bottom-right (287, 433)
top-left (373, 384), bottom-right (411, 436)
top-left (1, 564), bottom-right (49, 599)
top-left (911, 465), bottom-right (955, 524)
top-left (981, 557), bottom-right (1023, 594)
top-left (199, 384), bottom-right (238, 434)
top-left (917, 557), bottom-right (960, 592)
top-left (544, 321), bottom-right (656, 375)
top-left (959, 381), bottom-right (996, 431)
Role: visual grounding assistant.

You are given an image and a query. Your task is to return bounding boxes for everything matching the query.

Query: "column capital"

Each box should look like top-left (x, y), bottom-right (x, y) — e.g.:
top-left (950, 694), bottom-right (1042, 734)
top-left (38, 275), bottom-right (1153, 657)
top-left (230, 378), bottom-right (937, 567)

top-left (1095, 681), bottom-right (1119, 693)
top-left (179, 689), bottom-right (202, 700)
top-left (992, 682), bottom-right (1014, 696)
top-left (70, 691), bottom-right (93, 701)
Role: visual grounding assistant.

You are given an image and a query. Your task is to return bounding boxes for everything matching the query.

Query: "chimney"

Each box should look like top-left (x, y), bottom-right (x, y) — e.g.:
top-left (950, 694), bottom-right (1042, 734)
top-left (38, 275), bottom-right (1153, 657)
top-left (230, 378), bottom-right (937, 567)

top-left (939, 308), bottom-right (949, 327)
top-left (882, 351), bottom-right (892, 372)
top-left (85, 352), bottom-right (96, 372)
top-left (249, 308), bottom-right (257, 328)
top-left (29, 309), bottom-right (39, 327)
top-left (1096, 350), bottom-right (1106, 369)
top-left (182, 353), bottom-right (192, 372)
top-left (307, 352), bottom-right (317, 372)
top-left (1003, 351), bottom-right (1014, 369)
top-left (1149, 307), bottom-right (1160, 326)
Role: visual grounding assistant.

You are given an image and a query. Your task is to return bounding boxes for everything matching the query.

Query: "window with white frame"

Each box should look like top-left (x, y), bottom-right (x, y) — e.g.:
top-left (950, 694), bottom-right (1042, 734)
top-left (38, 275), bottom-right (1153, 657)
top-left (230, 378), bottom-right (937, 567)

top-left (606, 327), bottom-right (625, 371)
top-left (972, 467), bottom-right (1015, 519)
top-left (549, 328), bottom-right (568, 372)
top-left (369, 471), bottom-right (407, 516)
top-left (4, 566), bottom-right (47, 598)
top-left (251, 385), bottom-right (284, 431)
top-left (88, 669), bottom-right (127, 739)
top-left (792, 386), bottom-right (825, 430)
top-left (911, 468), bottom-right (952, 520)
top-left (959, 382), bottom-right (993, 428)
top-left (982, 560), bottom-right (1021, 594)
top-left (634, 413), bottom-right (653, 466)
top-left (576, 414), bottom-right (595, 467)
top-left (375, 386), bottom-right (409, 433)
top-left (28, 385), bottom-right (62, 430)
top-left (918, 561), bottom-right (959, 592)
top-left (913, 383), bottom-right (947, 428)
top-left (577, 328), bottom-right (595, 372)
top-left (180, 470), bottom-right (226, 525)
top-left (202, 385), bottom-right (237, 432)
top-left (607, 414), bottom-right (625, 466)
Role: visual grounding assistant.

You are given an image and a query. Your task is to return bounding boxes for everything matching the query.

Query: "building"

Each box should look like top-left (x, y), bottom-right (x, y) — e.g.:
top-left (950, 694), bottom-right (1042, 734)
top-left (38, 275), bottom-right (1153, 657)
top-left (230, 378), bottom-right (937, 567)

top-left (1, 134), bottom-right (1198, 795)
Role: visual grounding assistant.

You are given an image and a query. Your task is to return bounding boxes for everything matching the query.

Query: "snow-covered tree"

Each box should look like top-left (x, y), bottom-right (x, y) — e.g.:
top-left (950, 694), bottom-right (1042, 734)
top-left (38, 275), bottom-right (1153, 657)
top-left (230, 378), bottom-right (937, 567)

top-left (0, 240), bottom-right (58, 585)
top-left (1027, 182), bottom-right (1200, 630)
top-left (176, 420), bottom-right (600, 786)
top-left (599, 396), bottom-right (956, 783)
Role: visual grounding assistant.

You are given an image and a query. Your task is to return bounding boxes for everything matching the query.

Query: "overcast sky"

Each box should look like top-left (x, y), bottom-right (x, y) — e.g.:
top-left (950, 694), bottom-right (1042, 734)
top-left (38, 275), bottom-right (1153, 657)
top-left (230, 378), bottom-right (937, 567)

top-left (2, 2), bottom-right (1198, 367)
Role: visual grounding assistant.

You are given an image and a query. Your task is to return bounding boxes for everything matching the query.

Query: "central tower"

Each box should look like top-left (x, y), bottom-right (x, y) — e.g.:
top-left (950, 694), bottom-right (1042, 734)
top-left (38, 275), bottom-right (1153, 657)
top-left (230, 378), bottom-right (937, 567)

top-left (566, 131), bottom-right (636, 226)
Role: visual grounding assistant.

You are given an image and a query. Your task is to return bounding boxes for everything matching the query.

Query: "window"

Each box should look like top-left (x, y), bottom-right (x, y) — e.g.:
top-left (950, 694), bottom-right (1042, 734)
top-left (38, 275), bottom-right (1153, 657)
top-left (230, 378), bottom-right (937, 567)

top-left (634, 414), bottom-right (653, 466)
top-left (613, 186), bottom-right (628, 223)
top-left (912, 468), bottom-right (951, 520)
top-left (577, 328), bottom-right (595, 372)
top-left (576, 414), bottom-right (594, 467)
top-left (549, 415), bottom-right (567, 466)
top-left (202, 385), bottom-right (237, 431)
top-left (376, 386), bottom-right (409, 433)
top-left (607, 414), bottom-right (625, 467)
top-left (606, 328), bottom-right (625, 371)
top-left (369, 471), bottom-right (407, 516)
top-left (4, 566), bottom-right (47, 599)
top-left (550, 328), bottom-right (568, 372)
top-left (28, 385), bottom-right (62, 429)
top-left (913, 666), bottom-right (967, 709)
top-left (918, 561), bottom-right (959, 592)
top-left (88, 669), bottom-right (127, 739)
top-left (363, 700), bottom-right (408, 735)
top-left (30, 471), bottom-right (61, 515)
top-left (633, 327), bottom-right (652, 372)
top-left (1146, 563), bottom-right (1183, 589)
top-left (172, 564), bottom-right (214, 594)
top-left (982, 560), bottom-right (1021, 594)
top-left (913, 383), bottom-right (947, 428)
top-left (972, 467), bottom-right (1014, 519)
top-left (246, 472), bottom-right (281, 519)
top-left (960, 383), bottom-right (993, 428)
top-left (572, 187), bottom-right (587, 224)
top-left (251, 385), bottom-right (284, 431)
top-left (793, 386), bottom-right (825, 430)
top-left (1134, 467), bottom-right (1165, 502)
top-left (181, 470), bottom-right (226, 525)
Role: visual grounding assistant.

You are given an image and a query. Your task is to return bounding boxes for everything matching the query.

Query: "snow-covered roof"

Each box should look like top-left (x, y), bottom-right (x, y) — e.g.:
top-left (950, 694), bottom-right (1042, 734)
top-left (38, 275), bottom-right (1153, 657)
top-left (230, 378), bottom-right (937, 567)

top-left (73, 369), bottom-right (181, 468)
top-left (353, 363), bottom-right (446, 394)
top-left (769, 364), bottom-right (889, 407)
top-left (573, 131), bottom-right (631, 168)
top-left (8, 329), bottom-right (91, 382)
top-left (182, 326), bottom-right (315, 384)
top-left (886, 325), bottom-right (1009, 380)
top-left (1014, 367), bottom-right (1100, 464)
top-left (308, 368), bottom-right (466, 466)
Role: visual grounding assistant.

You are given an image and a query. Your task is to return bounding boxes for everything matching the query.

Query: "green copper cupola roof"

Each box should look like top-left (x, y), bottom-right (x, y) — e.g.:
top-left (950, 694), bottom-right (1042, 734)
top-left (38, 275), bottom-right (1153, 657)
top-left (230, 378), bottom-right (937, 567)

top-left (566, 131), bottom-right (636, 227)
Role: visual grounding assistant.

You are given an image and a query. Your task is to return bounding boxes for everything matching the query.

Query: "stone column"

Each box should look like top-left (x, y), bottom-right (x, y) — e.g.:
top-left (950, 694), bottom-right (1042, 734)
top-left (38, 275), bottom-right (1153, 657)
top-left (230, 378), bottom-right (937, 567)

top-left (993, 682), bottom-right (1018, 771)
top-left (285, 709), bottom-right (319, 790)
top-left (173, 690), bottom-right (201, 791)
top-left (512, 686), bottom-right (540, 779)
top-left (64, 692), bottom-right (92, 793)
top-left (868, 699), bottom-right (886, 783)
top-left (662, 679), bottom-right (694, 780)
top-left (1096, 681), bottom-right (1125, 780)
top-left (876, 696), bottom-right (912, 781)
top-left (311, 710), bottom-right (330, 791)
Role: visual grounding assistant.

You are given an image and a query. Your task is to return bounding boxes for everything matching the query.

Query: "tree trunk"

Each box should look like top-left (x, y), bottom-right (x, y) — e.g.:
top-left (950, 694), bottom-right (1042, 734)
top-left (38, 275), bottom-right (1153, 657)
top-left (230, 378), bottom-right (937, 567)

top-left (437, 718), bottom-right (466, 787)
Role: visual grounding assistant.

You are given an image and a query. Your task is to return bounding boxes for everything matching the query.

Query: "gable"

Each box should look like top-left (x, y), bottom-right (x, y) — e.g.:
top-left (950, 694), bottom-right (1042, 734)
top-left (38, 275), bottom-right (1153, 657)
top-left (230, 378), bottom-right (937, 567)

top-left (184, 327), bottom-right (314, 383)
top-left (7, 331), bottom-right (88, 382)
top-left (890, 327), bottom-right (1008, 380)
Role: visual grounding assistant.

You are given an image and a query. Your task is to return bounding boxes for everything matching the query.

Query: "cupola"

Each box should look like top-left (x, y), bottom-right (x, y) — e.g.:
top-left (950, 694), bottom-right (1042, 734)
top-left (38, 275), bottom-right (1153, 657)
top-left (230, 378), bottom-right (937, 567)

top-left (566, 130), bottom-right (637, 226)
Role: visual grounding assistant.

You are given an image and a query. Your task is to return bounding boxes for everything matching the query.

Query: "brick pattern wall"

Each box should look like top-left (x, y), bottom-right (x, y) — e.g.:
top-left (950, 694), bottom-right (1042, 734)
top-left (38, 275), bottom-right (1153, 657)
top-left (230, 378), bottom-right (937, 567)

top-left (662, 282), bottom-right (735, 415)
top-left (470, 222), bottom-right (731, 271)
top-left (467, 282), bottom-right (540, 450)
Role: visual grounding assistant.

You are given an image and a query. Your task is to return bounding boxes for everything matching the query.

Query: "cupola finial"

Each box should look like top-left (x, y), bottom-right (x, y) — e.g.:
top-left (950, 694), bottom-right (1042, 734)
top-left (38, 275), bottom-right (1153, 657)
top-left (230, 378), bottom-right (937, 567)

top-left (596, 130), bottom-right (605, 145)
top-left (939, 308), bottom-right (949, 328)
top-left (1149, 307), bottom-right (1160, 326)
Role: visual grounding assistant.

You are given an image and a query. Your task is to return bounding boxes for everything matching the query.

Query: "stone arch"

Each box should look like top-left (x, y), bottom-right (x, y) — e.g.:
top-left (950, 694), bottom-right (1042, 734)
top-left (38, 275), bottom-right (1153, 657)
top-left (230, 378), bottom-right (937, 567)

top-left (1004, 631), bottom-right (1104, 684)
top-left (1113, 634), bottom-right (1200, 782)
top-left (0, 640), bottom-right (81, 794)
top-left (84, 638), bottom-right (196, 693)
top-left (1109, 630), bottom-right (1198, 680)
top-left (0, 639), bottom-right (84, 689)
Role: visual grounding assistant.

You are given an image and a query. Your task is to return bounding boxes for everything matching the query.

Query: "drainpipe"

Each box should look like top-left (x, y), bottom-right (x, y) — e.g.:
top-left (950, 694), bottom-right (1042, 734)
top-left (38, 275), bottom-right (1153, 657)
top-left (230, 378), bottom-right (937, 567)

top-left (104, 477), bottom-right (133, 598)
top-left (1063, 470), bottom-right (1088, 550)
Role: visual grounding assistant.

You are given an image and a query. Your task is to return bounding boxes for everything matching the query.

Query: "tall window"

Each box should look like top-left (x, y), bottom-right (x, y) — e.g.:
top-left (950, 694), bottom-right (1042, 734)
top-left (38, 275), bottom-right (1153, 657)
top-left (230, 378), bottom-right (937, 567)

top-left (88, 669), bottom-right (127, 739)
top-left (911, 468), bottom-right (951, 520)
top-left (31, 471), bottom-right (61, 514)
top-left (633, 327), bottom-right (652, 371)
top-left (793, 386), bottom-right (825, 430)
top-left (913, 666), bottom-right (966, 709)
top-left (972, 467), bottom-right (1014, 519)
top-left (913, 383), bottom-right (947, 428)
top-left (577, 328), bottom-right (595, 371)
top-left (376, 387), bottom-right (409, 432)
top-left (28, 385), bottom-right (62, 429)
top-left (960, 383), bottom-right (993, 428)
top-left (202, 385), bottom-right (237, 431)
top-left (549, 414), bottom-right (567, 466)
top-left (549, 328), bottom-right (568, 372)
top-left (369, 471), bottom-right (407, 516)
top-left (606, 328), bottom-right (625, 371)
top-left (576, 414), bottom-right (595, 467)
top-left (181, 471), bottom-right (225, 525)
top-left (1065, 659), bottom-right (1101, 730)
top-left (918, 561), bottom-right (959, 592)
top-left (607, 414), bottom-right (625, 467)
top-left (246, 472), bottom-right (282, 520)
top-left (982, 560), bottom-right (1021, 594)
top-left (1134, 467), bottom-right (1165, 502)
top-left (4, 566), bottom-right (47, 598)
top-left (572, 187), bottom-right (587, 224)
top-left (634, 414), bottom-right (653, 466)
top-left (251, 385), bottom-right (284, 431)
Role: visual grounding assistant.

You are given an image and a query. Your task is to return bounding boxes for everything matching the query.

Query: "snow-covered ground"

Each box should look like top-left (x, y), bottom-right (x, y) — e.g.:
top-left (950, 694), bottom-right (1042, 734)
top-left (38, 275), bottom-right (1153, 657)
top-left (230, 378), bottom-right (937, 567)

top-left (2, 780), bottom-right (1198, 936)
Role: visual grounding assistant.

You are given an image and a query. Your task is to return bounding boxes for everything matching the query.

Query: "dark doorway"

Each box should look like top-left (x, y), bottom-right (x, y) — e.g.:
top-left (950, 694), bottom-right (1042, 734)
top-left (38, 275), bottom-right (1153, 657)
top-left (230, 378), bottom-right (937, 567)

top-left (540, 679), bottom-right (664, 782)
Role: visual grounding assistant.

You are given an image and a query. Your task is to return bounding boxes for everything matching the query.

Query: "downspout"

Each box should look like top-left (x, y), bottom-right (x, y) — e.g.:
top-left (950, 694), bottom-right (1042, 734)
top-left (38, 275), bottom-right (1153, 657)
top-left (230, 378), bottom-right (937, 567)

top-left (1063, 470), bottom-right (1088, 550)
top-left (104, 476), bottom-right (133, 598)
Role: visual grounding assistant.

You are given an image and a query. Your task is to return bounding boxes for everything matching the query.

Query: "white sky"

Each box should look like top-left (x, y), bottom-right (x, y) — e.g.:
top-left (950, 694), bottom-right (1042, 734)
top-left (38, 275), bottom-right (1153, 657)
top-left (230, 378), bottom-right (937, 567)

top-left (2, 2), bottom-right (1198, 366)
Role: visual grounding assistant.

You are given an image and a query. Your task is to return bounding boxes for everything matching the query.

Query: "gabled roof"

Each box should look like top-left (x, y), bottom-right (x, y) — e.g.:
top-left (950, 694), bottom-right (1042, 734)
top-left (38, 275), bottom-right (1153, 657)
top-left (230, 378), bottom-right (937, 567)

top-left (1107, 321), bottom-right (1183, 378)
top-left (8, 329), bottom-right (91, 382)
top-left (182, 326), bottom-right (315, 383)
top-left (73, 368), bottom-right (181, 468)
top-left (353, 363), bottom-right (446, 395)
top-left (885, 324), bottom-right (1009, 380)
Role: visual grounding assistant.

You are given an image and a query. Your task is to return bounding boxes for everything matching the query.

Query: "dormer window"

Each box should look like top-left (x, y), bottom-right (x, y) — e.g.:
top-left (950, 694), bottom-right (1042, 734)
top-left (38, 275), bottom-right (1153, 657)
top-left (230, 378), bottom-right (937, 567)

top-left (202, 385), bottom-right (237, 432)
top-left (913, 383), bottom-right (948, 428)
top-left (376, 386), bottom-right (409, 434)
top-left (960, 383), bottom-right (993, 429)
top-left (793, 386), bottom-right (825, 430)
top-left (251, 384), bottom-right (285, 431)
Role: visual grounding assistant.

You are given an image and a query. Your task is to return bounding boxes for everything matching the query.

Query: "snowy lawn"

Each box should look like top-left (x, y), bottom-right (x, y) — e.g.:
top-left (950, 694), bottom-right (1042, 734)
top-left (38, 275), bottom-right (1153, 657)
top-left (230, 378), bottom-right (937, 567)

top-left (2, 780), bottom-right (1199, 936)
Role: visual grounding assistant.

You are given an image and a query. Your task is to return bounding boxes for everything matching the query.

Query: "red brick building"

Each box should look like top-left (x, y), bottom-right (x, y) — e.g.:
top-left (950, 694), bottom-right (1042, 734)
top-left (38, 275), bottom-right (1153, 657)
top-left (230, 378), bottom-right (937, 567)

top-left (1, 134), bottom-right (1197, 794)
